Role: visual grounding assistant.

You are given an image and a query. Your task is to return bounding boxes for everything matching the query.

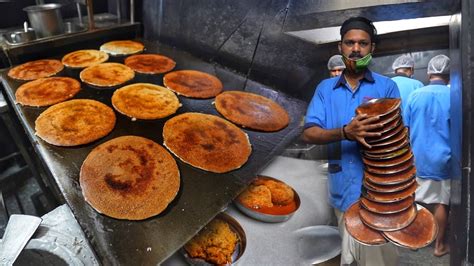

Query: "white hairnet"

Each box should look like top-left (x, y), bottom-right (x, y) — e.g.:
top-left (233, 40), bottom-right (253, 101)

top-left (392, 55), bottom-right (414, 70)
top-left (327, 55), bottom-right (345, 70)
top-left (427, 54), bottom-right (450, 75)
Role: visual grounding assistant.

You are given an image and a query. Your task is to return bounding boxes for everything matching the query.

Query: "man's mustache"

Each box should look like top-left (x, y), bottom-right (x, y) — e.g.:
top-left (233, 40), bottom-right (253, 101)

top-left (349, 53), bottom-right (362, 59)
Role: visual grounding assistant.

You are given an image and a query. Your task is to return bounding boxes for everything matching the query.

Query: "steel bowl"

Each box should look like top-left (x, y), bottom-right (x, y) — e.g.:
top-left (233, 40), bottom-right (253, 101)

top-left (234, 176), bottom-right (301, 223)
top-left (181, 212), bottom-right (246, 265)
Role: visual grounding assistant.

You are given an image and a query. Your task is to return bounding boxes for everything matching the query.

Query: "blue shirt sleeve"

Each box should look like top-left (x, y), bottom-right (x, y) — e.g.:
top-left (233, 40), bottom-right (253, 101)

top-left (386, 79), bottom-right (401, 98)
top-left (403, 92), bottom-right (413, 127)
top-left (304, 82), bottom-right (326, 129)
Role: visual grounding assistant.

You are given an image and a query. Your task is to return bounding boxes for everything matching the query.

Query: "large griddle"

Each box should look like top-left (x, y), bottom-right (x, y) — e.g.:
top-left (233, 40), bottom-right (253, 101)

top-left (0, 39), bottom-right (307, 264)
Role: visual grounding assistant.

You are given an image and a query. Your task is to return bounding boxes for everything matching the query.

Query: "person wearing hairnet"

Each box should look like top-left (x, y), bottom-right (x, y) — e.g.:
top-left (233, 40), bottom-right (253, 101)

top-left (327, 55), bottom-right (346, 77)
top-left (391, 55), bottom-right (424, 112)
top-left (404, 54), bottom-right (451, 257)
top-left (303, 16), bottom-right (400, 266)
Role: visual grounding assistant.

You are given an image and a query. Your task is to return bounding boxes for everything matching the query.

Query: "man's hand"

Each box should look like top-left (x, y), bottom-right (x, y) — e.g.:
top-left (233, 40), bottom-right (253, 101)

top-left (344, 114), bottom-right (383, 148)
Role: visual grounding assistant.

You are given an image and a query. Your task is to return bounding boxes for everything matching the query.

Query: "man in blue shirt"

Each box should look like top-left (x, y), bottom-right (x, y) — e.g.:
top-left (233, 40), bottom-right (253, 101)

top-left (303, 17), bottom-right (400, 265)
top-left (391, 55), bottom-right (424, 112)
top-left (404, 54), bottom-right (451, 257)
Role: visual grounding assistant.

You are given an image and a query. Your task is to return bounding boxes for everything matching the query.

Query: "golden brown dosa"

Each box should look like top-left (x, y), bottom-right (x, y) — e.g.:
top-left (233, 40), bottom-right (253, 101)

top-left (112, 83), bottom-right (181, 120)
top-left (344, 201), bottom-right (387, 245)
top-left (35, 99), bottom-right (116, 146)
top-left (8, 59), bottom-right (64, 80)
top-left (214, 91), bottom-right (290, 132)
top-left (382, 206), bottom-right (438, 249)
top-left (124, 54), bottom-right (176, 74)
top-left (163, 112), bottom-right (251, 173)
top-left (100, 40), bottom-right (145, 56)
top-left (163, 70), bottom-right (223, 98)
top-left (15, 77), bottom-right (81, 107)
top-left (80, 135), bottom-right (180, 220)
top-left (61, 49), bottom-right (109, 68)
top-left (359, 204), bottom-right (417, 231)
top-left (80, 63), bottom-right (135, 87)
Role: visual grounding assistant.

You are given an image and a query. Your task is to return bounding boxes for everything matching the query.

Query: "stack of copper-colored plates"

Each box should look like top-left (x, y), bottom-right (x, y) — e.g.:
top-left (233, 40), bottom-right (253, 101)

top-left (344, 98), bottom-right (438, 249)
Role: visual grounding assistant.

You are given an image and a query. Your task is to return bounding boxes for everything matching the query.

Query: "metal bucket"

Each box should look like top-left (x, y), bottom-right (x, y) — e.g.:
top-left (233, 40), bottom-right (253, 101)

top-left (23, 4), bottom-right (64, 38)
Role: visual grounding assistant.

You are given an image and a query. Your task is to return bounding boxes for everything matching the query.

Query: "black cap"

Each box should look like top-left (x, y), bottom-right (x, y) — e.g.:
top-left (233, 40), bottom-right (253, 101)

top-left (340, 17), bottom-right (377, 43)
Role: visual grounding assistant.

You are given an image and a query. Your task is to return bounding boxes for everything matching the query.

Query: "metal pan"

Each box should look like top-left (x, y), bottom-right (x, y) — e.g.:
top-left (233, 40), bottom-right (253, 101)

top-left (364, 156), bottom-right (414, 175)
top-left (364, 181), bottom-right (417, 203)
top-left (363, 137), bottom-right (409, 156)
top-left (363, 176), bottom-right (416, 193)
top-left (364, 166), bottom-right (416, 186)
top-left (369, 127), bottom-right (408, 148)
top-left (366, 123), bottom-right (405, 144)
top-left (356, 98), bottom-right (401, 118)
top-left (362, 150), bottom-right (413, 168)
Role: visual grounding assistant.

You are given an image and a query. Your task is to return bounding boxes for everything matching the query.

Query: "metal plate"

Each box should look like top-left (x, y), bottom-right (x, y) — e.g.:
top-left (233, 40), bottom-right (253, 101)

top-left (0, 39), bottom-right (307, 265)
top-left (293, 225), bottom-right (342, 265)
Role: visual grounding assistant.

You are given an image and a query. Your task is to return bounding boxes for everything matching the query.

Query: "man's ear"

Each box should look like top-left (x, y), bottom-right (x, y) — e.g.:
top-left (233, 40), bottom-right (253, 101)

top-left (338, 42), bottom-right (342, 54)
top-left (371, 43), bottom-right (376, 53)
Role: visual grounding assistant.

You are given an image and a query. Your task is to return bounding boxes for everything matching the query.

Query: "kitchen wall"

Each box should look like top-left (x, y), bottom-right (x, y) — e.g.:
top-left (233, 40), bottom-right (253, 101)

top-left (142, 0), bottom-right (458, 101)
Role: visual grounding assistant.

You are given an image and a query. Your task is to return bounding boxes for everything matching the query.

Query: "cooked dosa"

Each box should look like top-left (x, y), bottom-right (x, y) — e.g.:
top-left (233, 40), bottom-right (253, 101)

top-left (100, 40), bottom-right (145, 56)
top-left (80, 63), bottom-right (134, 87)
top-left (359, 204), bottom-right (417, 232)
top-left (360, 196), bottom-right (414, 214)
top-left (163, 112), bottom-right (251, 173)
top-left (382, 206), bottom-right (438, 249)
top-left (214, 91), bottom-right (290, 132)
top-left (80, 136), bottom-right (180, 220)
top-left (163, 70), bottom-right (223, 98)
top-left (112, 83), bottom-right (181, 120)
top-left (344, 202), bottom-right (387, 245)
top-left (15, 77), bottom-right (81, 107)
top-left (61, 49), bottom-right (109, 68)
top-left (35, 99), bottom-right (115, 146)
top-left (124, 54), bottom-right (176, 74)
top-left (8, 59), bottom-right (64, 80)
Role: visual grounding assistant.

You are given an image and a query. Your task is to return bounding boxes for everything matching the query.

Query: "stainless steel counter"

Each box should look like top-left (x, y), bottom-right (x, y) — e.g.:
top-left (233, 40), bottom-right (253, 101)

top-left (164, 156), bottom-right (341, 265)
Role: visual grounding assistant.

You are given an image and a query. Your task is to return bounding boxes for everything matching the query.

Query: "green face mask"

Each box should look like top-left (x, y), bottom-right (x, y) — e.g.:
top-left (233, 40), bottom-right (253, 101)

top-left (342, 53), bottom-right (372, 73)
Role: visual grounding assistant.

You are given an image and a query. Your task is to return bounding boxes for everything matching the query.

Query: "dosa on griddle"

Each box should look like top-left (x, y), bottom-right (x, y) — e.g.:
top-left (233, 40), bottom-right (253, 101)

top-left (15, 77), bottom-right (81, 107)
top-left (35, 99), bottom-right (115, 146)
top-left (214, 91), bottom-right (290, 132)
top-left (80, 136), bottom-right (180, 220)
top-left (80, 62), bottom-right (134, 87)
top-left (163, 70), bottom-right (223, 98)
top-left (112, 83), bottom-right (180, 120)
top-left (163, 112), bottom-right (251, 173)
top-left (100, 40), bottom-right (145, 56)
top-left (124, 54), bottom-right (176, 74)
top-left (62, 49), bottom-right (109, 68)
top-left (8, 59), bottom-right (64, 80)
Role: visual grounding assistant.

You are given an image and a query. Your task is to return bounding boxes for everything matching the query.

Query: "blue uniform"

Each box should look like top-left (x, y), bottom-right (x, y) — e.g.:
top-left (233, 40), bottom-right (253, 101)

top-left (404, 80), bottom-right (451, 181)
top-left (305, 70), bottom-right (400, 211)
top-left (391, 75), bottom-right (424, 112)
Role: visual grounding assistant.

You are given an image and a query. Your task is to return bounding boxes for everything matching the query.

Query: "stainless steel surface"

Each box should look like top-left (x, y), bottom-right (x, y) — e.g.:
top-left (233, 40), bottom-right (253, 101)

top-left (294, 0), bottom-right (422, 14)
top-left (86, 0), bottom-right (95, 30)
top-left (0, 214), bottom-right (42, 265)
top-left (294, 225), bottom-right (341, 264)
top-left (164, 157), bottom-right (336, 265)
top-left (12, 205), bottom-right (98, 265)
top-left (23, 4), bottom-right (64, 38)
top-left (8, 28), bottom-right (36, 44)
top-left (76, 3), bottom-right (83, 26)
top-left (130, 0), bottom-right (135, 23)
top-left (286, 15), bottom-right (451, 45)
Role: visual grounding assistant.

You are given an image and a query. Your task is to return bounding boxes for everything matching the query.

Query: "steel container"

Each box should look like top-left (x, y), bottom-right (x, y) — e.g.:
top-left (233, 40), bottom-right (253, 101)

top-left (23, 4), bottom-right (64, 38)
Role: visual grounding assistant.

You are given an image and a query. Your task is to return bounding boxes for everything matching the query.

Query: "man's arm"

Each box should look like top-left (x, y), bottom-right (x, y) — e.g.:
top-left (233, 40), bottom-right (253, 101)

top-left (303, 114), bottom-right (383, 148)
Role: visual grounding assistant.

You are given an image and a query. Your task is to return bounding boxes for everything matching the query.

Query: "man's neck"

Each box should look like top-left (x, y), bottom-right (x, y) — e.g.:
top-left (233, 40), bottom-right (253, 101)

top-left (344, 70), bottom-right (366, 90)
